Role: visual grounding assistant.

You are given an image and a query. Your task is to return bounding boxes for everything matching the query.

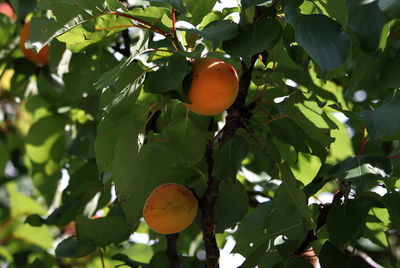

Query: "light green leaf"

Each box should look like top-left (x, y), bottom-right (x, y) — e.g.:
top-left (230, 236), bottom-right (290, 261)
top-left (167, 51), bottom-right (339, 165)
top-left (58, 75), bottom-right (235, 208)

top-left (25, 115), bottom-right (66, 164)
top-left (13, 224), bottom-right (53, 250)
top-left (184, 0), bottom-right (217, 25)
top-left (7, 183), bottom-right (47, 218)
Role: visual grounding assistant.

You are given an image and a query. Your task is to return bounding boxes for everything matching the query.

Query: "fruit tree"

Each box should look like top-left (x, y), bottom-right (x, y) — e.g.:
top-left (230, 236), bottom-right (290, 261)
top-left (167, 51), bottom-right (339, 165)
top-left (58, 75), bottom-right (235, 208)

top-left (0, 0), bottom-right (400, 267)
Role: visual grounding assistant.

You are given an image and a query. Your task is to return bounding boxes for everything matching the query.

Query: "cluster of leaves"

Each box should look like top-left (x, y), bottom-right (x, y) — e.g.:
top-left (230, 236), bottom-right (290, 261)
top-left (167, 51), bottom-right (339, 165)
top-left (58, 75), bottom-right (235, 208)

top-left (0, 0), bottom-right (399, 267)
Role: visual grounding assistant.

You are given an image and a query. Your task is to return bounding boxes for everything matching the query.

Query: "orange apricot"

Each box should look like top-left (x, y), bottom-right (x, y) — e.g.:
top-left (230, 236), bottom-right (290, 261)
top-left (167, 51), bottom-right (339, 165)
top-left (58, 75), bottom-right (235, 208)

top-left (0, 2), bottom-right (16, 21)
top-left (143, 183), bottom-right (198, 234)
top-left (20, 21), bottom-right (49, 66)
top-left (184, 57), bottom-right (239, 116)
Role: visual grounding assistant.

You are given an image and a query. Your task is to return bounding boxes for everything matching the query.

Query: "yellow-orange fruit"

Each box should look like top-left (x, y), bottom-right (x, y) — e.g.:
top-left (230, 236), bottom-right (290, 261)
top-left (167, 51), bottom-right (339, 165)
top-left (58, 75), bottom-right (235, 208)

top-left (20, 21), bottom-right (49, 66)
top-left (143, 183), bottom-right (198, 234)
top-left (184, 57), bottom-right (239, 116)
top-left (0, 2), bottom-right (16, 21)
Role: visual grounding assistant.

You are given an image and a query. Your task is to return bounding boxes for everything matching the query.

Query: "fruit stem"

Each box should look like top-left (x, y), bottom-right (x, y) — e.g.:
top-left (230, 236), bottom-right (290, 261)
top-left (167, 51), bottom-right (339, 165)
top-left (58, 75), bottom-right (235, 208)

top-left (166, 234), bottom-right (181, 268)
top-left (98, 247), bottom-right (105, 268)
top-left (358, 125), bottom-right (368, 155)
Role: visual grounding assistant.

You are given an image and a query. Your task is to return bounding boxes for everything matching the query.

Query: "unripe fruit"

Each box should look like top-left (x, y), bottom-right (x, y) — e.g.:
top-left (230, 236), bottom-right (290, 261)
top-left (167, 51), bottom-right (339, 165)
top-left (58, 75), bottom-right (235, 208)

top-left (0, 2), bottom-right (15, 21)
top-left (184, 57), bottom-right (239, 116)
top-left (20, 21), bottom-right (49, 66)
top-left (143, 183), bottom-right (198, 234)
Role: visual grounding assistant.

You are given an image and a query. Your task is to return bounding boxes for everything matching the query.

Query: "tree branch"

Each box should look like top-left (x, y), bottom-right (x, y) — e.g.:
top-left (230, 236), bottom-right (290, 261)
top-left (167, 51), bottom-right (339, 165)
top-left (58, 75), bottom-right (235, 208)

top-left (220, 55), bottom-right (259, 143)
top-left (166, 234), bottom-right (181, 268)
top-left (294, 188), bottom-right (344, 255)
top-left (200, 54), bottom-right (260, 268)
top-left (200, 144), bottom-right (221, 268)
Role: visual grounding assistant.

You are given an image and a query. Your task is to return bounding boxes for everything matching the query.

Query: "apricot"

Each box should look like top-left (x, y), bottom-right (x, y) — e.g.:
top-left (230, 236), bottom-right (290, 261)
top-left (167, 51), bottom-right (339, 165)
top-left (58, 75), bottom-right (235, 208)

top-left (143, 183), bottom-right (198, 234)
top-left (184, 57), bottom-right (239, 116)
top-left (0, 2), bottom-right (16, 21)
top-left (20, 21), bottom-right (49, 66)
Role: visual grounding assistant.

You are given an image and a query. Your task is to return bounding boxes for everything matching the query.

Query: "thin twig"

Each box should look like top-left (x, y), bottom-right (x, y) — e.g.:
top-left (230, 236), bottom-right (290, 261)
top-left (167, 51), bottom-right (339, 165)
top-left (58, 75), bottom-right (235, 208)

top-left (98, 247), bottom-right (106, 268)
top-left (105, 11), bottom-right (169, 37)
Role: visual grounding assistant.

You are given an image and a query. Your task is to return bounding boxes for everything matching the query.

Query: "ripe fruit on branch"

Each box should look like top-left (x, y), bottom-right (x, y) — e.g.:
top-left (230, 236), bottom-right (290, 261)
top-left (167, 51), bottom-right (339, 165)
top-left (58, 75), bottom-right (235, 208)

top-left (143, 183), bottom-right (198, 234)
top-left (20, 21), bottom-right (49, 66)
top-left (0, 2), bottom-right (16, 21)
top-left (184, 57), bottom-right (239, 116)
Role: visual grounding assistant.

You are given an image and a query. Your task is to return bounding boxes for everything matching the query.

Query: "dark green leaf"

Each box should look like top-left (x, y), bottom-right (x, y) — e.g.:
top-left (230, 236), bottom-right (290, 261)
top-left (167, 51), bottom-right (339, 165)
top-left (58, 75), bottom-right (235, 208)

top-left (326, 199), bottom-right (370, 248)
top-left (162, 118), bottom-right (208, 164)
top-left (75, 215), bottom-right (131, 247)
top-left (285, 8), bottom-right (351, 72)
top-left (55, 237), bottom-right (95, 258)
top-left (317, 0), bottom-right (348, 25)
top-left (382, 192), bottom-right (400, 230)
top-left (348, 0), bottom-right (386, 52)
top-left (213, 135), bottom-right (249, 182)
top-left (214, 180), bottom-right (249, 233)
top-left (359, 92), bottom-right (400, 142)
top-left (319, 241), bottom-right (348, 268)
top-left (223, 18), bottom-right (282, 66)
top-left (179, 20), bottom-right (239, 42)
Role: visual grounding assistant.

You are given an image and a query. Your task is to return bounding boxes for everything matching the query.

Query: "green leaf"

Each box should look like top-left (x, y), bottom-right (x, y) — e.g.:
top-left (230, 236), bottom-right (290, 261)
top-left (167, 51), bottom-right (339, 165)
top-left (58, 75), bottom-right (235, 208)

top-left (178, 20), bottom-right (239, 42)
top-left (162, 118), bottom-right (207, 164)
top-left (241, 0), bottom-right (269, 9)
top-left (144, 53), bottom-right (188, 94)
top-left (348, 0), bottom-right (386, 52)
top-left (213, 135), bottom-right (249, 182)
top-left (95, 33), bottom-right (148, 93)
top-left (28, 0), bottom-right (113, 52)
top-left (115, 141), bottom-right (192, 227)
top-left (319, 241), bottom-right (348, 268)
top-left (223, 18), bottom-right (282, 66)
top-left (285, 8), bottom-right (351, 72)
top-left (95, 102), bottom-right (145, 174)
top-left (55, 237), bottom-right (96, 258)
top-left (278, 163), bottom-right (315, 229)
top-left (149, 0), bottom-right (185, 13)
top-left (380, 54), bottom-right (400, 89)
top-left (326, 199), bottom-right (370, 248)
top-left (214, 180), bottom-right (249, 233)
top-left (282, 93), bottom-right (337, 159)
top-left (328, 155), bottom-right (392, 181)
top-left (7, 183), bottom-right (47, 218)
top-left (25, 115), bottom-right (66, 164)
top-left (184, 0), bottom-right (217, 25)
top-left (378, 0), bottom-right (400, 18)
top-left (75, 215), bottom-right (131, 247)
top-left (359, 92), bottom-right (400, 142)
top-left (233, 202), bottom-right (273, 257)
top-left (382, 192), bottom-right (400, 230)
top-left (316, 0), bottom-right (348, 25)
top-left (13, 224), bottom-right (53, 250)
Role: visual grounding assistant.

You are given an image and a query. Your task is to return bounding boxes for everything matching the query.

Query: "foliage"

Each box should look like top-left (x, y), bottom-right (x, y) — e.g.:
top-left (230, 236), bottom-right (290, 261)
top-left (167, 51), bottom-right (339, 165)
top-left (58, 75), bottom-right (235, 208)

top-left (0, 0), bottom-right (400, 267)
